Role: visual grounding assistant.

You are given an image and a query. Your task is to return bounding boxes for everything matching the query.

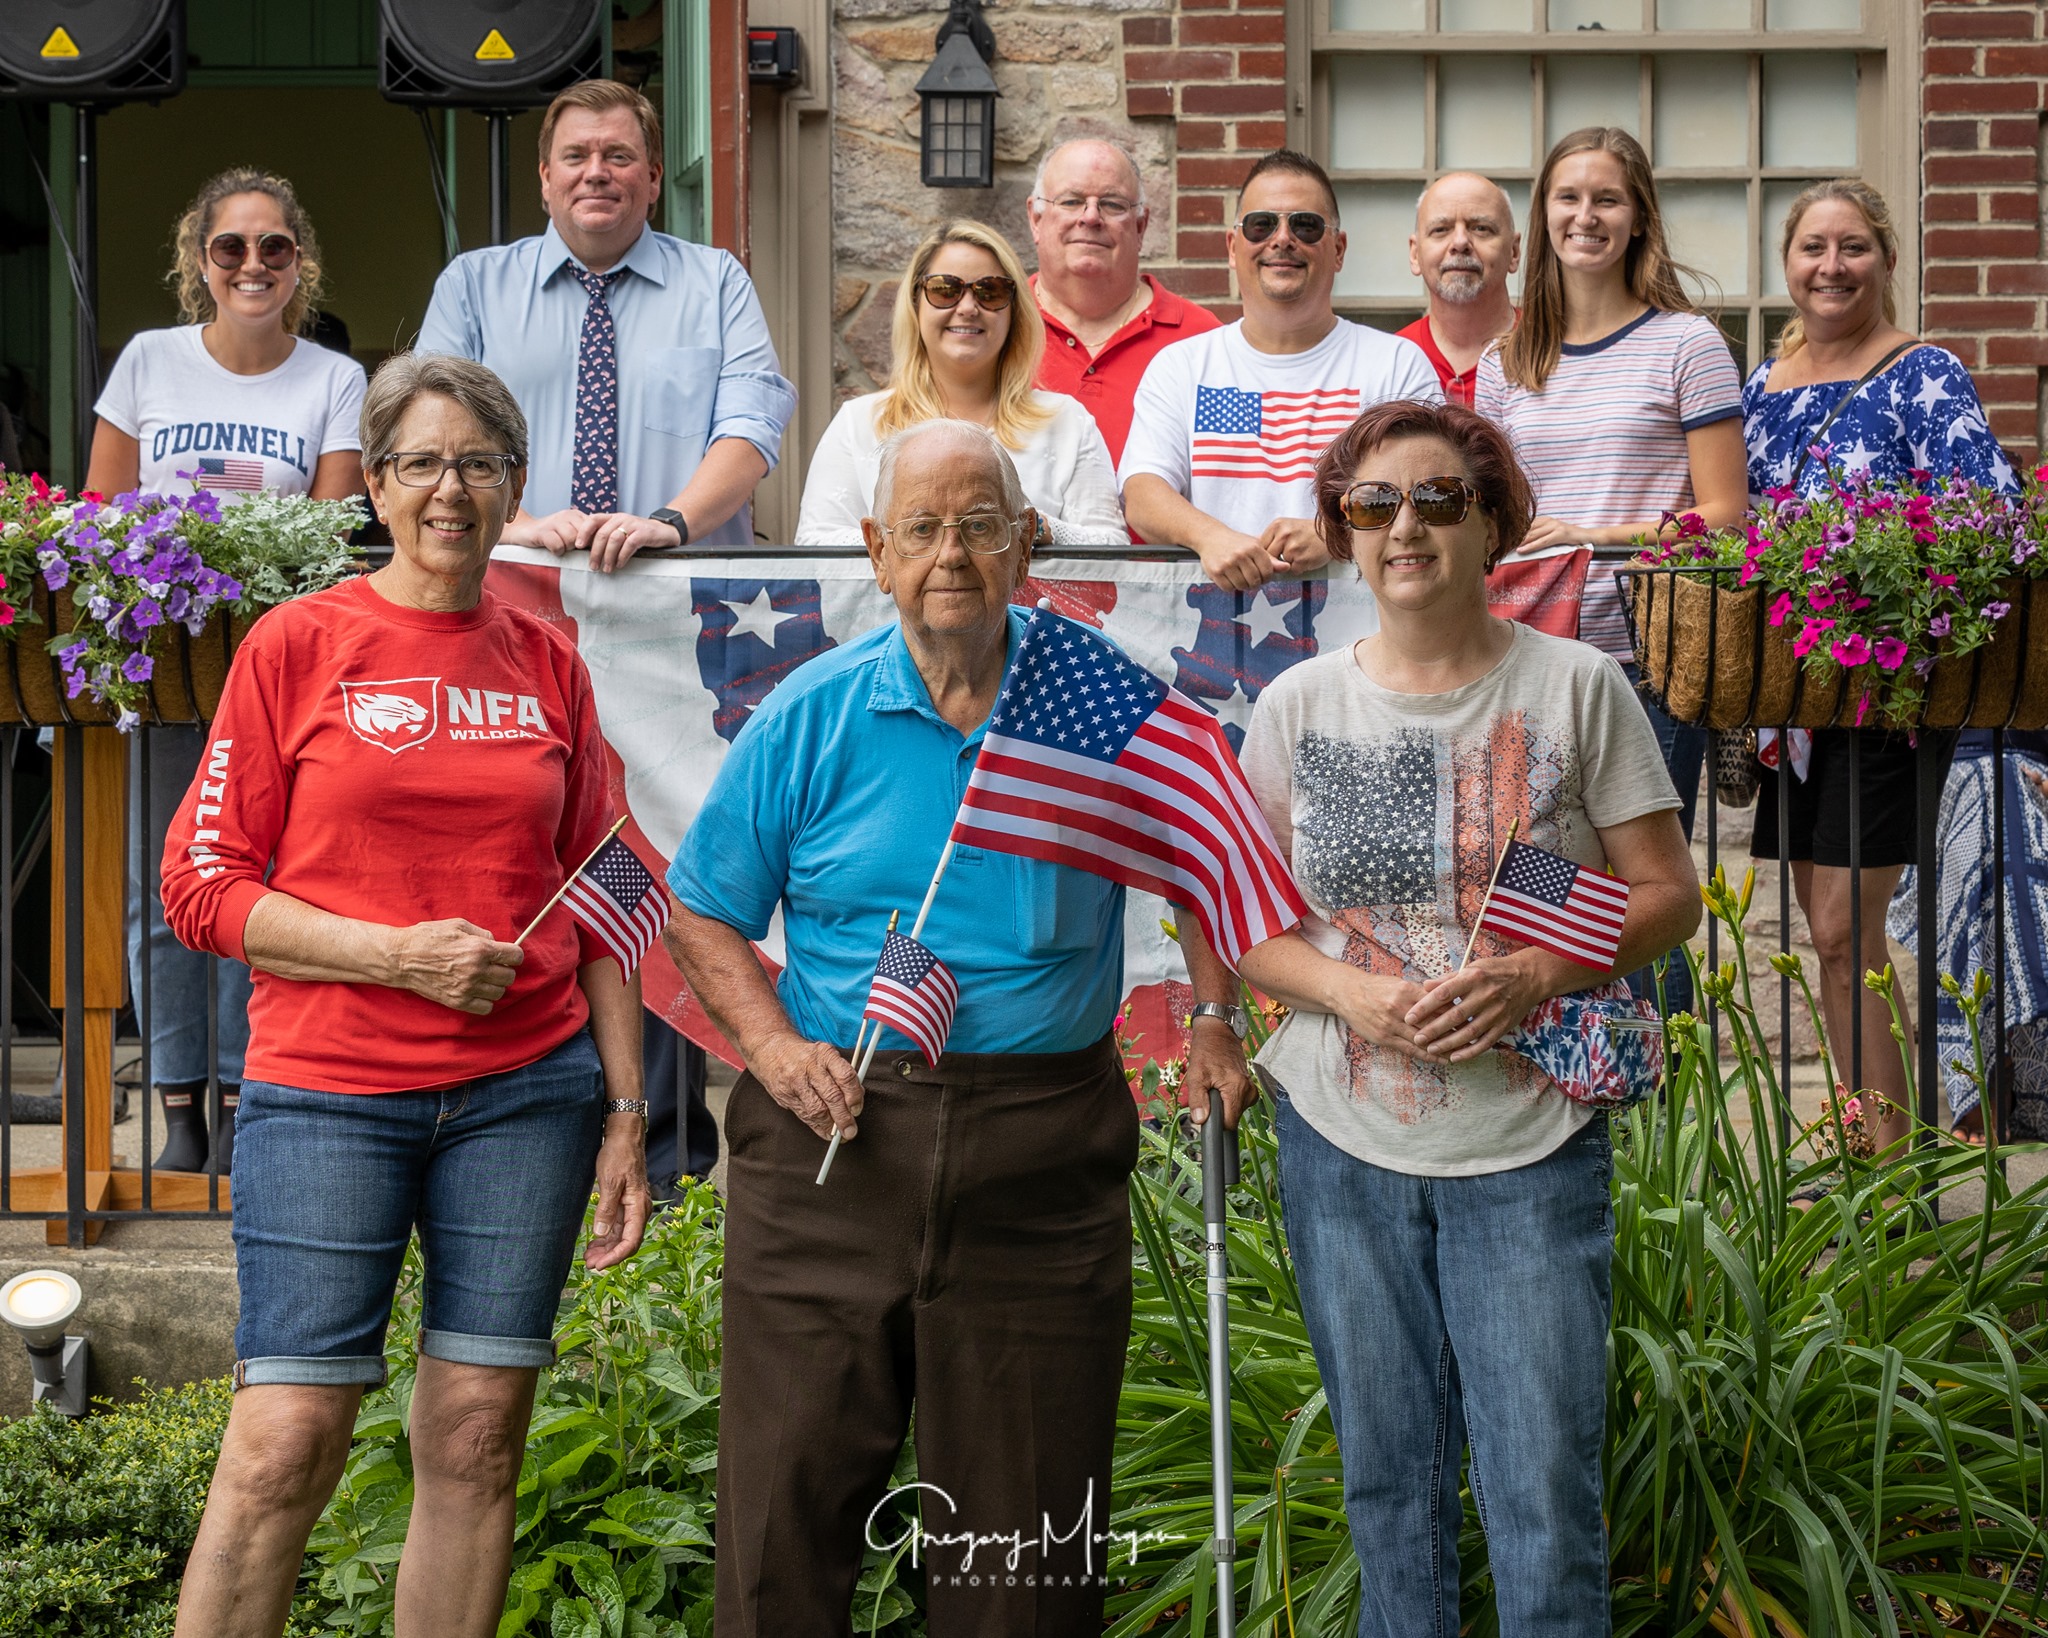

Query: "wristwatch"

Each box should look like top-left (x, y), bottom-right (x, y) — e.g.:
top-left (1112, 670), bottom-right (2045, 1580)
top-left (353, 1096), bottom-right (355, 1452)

top-left (648, 506), bottom-right (688, 546)
top-left (1190, 1001), bottom-right (1250, 1041)
top-left (603, 1098), bottom-right (650, 1121)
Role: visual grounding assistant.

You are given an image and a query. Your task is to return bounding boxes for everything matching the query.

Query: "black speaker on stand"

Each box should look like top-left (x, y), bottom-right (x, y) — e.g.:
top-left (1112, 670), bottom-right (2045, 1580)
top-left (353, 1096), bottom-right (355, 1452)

top-left (378, 0), bottom-right (605, 245)
top-left (0, 0), bottom-right (187, 483)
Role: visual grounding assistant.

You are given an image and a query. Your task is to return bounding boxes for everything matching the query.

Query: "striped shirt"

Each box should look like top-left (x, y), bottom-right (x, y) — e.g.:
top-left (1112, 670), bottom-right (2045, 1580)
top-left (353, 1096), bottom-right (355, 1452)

top-left (1120, 318), bottom-right (1443, 539)
top-left (1476, 308), bottom-right (1741, 658)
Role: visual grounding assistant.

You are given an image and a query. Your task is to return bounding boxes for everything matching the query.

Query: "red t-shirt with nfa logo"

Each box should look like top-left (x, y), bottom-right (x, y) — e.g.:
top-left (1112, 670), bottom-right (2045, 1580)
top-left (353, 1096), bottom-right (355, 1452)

top-left (161, 575), bottom-right (616, 1095)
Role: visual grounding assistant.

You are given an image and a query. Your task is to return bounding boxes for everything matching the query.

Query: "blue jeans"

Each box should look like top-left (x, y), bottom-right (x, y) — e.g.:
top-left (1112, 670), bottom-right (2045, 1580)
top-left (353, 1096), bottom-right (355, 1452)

top-left (128, 727), bottom-right (251, 1082)
top-left (231, 1030), bottom-right (604, 1386)
top-left (1623, 666), bottom-right (1700, 1018)
top-left (1274, 1090), bottom-right (1615, 1638)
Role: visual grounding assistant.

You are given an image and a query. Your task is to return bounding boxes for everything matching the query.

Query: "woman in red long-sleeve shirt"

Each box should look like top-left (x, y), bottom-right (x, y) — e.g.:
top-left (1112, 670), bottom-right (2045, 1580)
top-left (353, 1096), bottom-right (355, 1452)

top-left (160, 352), bottom-right (650, 1638)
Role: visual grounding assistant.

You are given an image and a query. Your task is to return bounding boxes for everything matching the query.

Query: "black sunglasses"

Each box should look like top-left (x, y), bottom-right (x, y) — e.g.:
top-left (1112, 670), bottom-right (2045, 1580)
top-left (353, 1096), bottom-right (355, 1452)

top-left (208, 231), bottom-right (299, 272)
top-left (916, 273), bottom-right (1017, 312)
top-left (1234, 210), bottom-right (1330, 246)
top-left (1340, 476), bottom-right (1475, 530)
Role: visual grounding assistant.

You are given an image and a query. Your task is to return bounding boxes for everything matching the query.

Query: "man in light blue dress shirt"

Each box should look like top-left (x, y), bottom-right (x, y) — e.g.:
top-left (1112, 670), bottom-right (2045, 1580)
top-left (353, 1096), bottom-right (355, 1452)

top-left (418, 79), bottom-right (796, 566)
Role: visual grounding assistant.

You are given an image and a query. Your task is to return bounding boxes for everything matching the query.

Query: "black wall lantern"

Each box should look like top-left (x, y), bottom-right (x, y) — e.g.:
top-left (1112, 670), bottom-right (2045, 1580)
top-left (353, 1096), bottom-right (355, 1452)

top-left (916, 0), bottom-right (998, 189)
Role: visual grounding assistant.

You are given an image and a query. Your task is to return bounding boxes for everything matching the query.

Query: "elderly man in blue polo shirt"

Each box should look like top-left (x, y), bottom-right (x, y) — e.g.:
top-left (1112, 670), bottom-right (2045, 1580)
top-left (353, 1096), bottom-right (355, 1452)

top-left (665, 418), bottom-right (1252, 1637)
top-left (419, 78), bottom-right (795, 567)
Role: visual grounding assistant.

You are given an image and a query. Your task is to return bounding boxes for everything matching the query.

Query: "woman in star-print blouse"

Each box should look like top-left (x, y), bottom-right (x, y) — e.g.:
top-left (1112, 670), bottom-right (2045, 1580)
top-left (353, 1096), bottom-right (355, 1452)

top-left (1746, 178), bottom-right (2019, 1161)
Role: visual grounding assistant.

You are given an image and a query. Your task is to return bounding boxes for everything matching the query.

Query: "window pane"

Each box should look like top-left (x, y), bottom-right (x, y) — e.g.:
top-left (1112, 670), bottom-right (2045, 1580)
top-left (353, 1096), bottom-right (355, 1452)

top-left (1656, 0), bottom-right (1749, 27)
top-left (1758, 178), bottom-right (1810, 296)
top-left (1767, 0), bottom-right (1858, 26)
top-left (1444, 0), bottom-right (1532, 28)
top-left (1761, 54), bottom-right (1857, 167)
top-left (1662, 180), bottom-right (1750, 298)
top-left (1545, 54), bottom-right (1640, 147)
top-left (1550, 0), bottom-right (1641, 28)
top-left (1330, 56), bottom-right (1426, 171)
top-left (1332, 0), bottom-right (1426, 28)
top-left (1334, 183), bottom-right (1427, 300)
top-left (1439, 55), bottom-right (1534, 170)
top-left (1654, 54), bottom-right (1748, 166)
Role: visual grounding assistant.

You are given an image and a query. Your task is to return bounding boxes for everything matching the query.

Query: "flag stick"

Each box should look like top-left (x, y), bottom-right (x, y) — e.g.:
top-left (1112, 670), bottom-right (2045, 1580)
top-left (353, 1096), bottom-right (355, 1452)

top-left (514, 814), bottom-right (631, 947)
top-left (1454, 816), bottom-right (1519, 974)
top-left (816, 907), bottom-right (901, 1186)
top-left (817, 835), bottom-right (961, 1185)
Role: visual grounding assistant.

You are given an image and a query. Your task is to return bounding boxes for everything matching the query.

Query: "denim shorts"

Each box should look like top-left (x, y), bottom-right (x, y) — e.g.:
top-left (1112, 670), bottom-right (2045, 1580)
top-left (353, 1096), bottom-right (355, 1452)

top-left (231, 1029), bottom-right (605, 1387)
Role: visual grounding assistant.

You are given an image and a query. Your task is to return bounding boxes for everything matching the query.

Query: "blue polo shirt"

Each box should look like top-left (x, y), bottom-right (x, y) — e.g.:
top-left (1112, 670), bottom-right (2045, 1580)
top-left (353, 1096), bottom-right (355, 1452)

top-left (668, 608), bottom-right (1124, 1055)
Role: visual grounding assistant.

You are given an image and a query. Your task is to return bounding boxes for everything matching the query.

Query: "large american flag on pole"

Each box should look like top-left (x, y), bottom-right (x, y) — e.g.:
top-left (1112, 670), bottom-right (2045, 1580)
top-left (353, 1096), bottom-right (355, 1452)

top-left (862, 930), bottom-right (960, 1066)
top-left (563, 834), bottom-right (669, 980)
top-left (1191, 384), bottom-right (1361, 484)
top-left (952, 605), bottom-right (1304, 969)
top-left (1477, 839), bottom-right (1630, 971)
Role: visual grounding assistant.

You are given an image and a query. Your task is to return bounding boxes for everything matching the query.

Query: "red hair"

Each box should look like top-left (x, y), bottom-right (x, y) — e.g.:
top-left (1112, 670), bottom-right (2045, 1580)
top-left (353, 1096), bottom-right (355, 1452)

top-left (1313, 400), bottom-right (1533, 571)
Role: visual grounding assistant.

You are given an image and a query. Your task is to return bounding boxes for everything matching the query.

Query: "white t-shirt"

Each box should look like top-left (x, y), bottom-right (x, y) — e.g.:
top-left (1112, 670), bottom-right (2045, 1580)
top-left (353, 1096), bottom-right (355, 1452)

top-left (1239, 623), bottom-right (1679, 1176)
top-left (1117, 318), bottom-right (1443, 538)
top-left (794, 390), bottom-right (1126, 546)
top-left (95, 326), bottom-right (367, 502)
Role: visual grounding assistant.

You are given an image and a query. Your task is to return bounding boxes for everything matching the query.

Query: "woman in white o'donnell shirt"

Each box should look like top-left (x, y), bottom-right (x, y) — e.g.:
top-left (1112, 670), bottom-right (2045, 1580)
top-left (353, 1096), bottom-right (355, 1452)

top-left (86, 166), bottom-right (367, 1179)
top-left (796, 220), bottom-right (1125, 545)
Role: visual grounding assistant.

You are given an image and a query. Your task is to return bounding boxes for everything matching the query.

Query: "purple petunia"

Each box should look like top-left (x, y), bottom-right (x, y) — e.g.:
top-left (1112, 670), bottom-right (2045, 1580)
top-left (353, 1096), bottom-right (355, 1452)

top-left (1983, 600), bottom-right (2012, 621)
top-left (120, 652), bottom-right (154, 683)
top-left (1928, 612), bottom-right (1952, 638)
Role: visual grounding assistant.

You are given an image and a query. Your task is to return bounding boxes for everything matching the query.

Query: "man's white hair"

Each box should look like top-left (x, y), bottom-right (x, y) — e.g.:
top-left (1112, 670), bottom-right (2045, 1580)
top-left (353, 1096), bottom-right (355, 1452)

top-left (871, 419), bottom-right (1028, 525)
top-left (1031, 139), bottom-right (1148, 217)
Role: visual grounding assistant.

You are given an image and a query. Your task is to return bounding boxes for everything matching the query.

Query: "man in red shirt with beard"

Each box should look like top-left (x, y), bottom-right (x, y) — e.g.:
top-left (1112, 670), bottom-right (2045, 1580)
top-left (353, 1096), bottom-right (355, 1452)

top-left (1029, 138), bottom-right (1219, 466)
top-left (1396, 172), bottom-right (1521, 409)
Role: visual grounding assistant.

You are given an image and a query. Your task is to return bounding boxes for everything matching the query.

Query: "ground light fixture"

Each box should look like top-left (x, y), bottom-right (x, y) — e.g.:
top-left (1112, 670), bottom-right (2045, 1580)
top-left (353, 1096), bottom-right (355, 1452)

top-left (1, 1269), bottom-right (88, 1416)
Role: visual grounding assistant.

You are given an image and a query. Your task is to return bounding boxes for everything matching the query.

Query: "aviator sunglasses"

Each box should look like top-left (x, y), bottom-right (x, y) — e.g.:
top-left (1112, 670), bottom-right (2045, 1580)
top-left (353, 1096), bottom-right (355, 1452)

top-left (1340, 476), bottom-right (1476, 530)
top-left (915, 273), bottom-right (1017, 312)
top-left (208, 231), bottom-right (299, 272)
top-left (1234, 210), bottom-right (1330, 246)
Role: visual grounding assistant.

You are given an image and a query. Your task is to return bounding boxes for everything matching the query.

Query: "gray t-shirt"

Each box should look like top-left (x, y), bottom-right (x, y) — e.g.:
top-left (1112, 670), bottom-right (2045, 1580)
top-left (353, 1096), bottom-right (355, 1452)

top-left (1240, 622), bottom-right (1679, 1176)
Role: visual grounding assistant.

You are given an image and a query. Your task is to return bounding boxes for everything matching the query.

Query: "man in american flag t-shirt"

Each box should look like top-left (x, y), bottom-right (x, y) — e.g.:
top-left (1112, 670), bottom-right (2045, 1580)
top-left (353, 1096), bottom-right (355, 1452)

top-left (1120, 148), bottom-right (1441, 594)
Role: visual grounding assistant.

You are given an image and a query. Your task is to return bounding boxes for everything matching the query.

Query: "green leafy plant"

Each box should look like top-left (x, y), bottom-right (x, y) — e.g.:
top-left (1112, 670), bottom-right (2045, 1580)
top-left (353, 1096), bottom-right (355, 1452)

top-left (0, 1378), bottom-right (231, 1638)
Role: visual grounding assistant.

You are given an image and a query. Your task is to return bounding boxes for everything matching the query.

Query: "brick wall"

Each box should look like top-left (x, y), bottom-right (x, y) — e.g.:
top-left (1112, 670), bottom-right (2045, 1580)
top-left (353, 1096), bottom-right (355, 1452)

top-left (1921, 0), bottom-right (2047, 465)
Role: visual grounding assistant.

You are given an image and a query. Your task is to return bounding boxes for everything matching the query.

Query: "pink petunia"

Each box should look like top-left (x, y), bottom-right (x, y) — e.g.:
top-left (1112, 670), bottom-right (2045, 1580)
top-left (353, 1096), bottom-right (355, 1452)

top-left (1801, 546), bottom-right (1828, 572)
top-left (1831, 633), bottom-right (1872, 666)
top-left (1926, 570), bottom-right (1958, 589)
top-left (1873, 636), bottom-right (1909, 671)
top-left (1767, 592), bottom-right (1794, 627)
top-left (1808, 585), bottom-right (1837, 611)
top-left (1793, 619), bottom-right (1833, 658)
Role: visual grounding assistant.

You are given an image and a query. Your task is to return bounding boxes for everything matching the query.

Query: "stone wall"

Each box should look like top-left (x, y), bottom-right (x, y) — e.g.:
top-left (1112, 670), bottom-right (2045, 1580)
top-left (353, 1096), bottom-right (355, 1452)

top-left (831, 1), bottom-right (1181, 401)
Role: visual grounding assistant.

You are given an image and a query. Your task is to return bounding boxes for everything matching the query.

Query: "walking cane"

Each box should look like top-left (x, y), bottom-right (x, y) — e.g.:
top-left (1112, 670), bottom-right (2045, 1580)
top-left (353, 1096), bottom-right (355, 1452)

top-left (1201, 1105), bottom-right (1241, 1637)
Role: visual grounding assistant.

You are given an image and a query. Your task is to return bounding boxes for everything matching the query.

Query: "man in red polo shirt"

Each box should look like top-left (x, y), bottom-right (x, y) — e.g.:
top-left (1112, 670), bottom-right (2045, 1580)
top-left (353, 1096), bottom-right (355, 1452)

top-left (1029, 138), bottom-right (1219, 465)
top-left (1395, 171), bottom-right (1520, 409)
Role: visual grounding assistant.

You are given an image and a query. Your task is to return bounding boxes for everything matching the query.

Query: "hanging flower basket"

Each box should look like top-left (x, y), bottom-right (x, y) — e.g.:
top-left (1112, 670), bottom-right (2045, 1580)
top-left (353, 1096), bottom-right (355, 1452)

top-left (0, 475), bottom-right (366, 729)
top-left (1622, 466), bottom-right (2048, 732)
top-left (1622, 567), bottom-right (2048, 730)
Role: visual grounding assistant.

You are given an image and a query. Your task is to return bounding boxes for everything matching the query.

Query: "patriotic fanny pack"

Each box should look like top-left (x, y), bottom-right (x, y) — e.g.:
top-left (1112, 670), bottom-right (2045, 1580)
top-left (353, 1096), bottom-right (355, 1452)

top-left (1497, 980), bottom-right (1664, 1111)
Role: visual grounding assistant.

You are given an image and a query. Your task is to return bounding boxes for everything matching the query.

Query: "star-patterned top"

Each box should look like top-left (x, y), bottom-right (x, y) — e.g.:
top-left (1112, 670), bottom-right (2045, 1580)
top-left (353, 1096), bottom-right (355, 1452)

top-left (992, 616), bottom-right (1167, 762)
top-left (1742, 346), bottom-right (2017, 499)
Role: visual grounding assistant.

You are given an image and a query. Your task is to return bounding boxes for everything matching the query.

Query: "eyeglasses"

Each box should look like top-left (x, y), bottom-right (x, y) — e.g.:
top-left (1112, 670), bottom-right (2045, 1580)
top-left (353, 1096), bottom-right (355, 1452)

top-left (1234, 210), bottom-right (1331, 247)
top-left (382, 452), bottom-right (518, 489)
top-left (207, 232), bottom-right (299, 272)
top-left (1340, 476), bottom-right (1476, 530)
top-left (1035, 193), bottom-right (1137, 221)
top-left (881, 513), bottom-right (1019, 556)
top-left (915, 273), bottom-right (1017, 312)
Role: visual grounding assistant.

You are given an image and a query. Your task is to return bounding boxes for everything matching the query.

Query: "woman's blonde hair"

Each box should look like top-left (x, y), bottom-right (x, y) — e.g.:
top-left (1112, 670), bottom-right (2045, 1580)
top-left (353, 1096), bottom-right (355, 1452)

top-left (1773, 178), bottom-right (1900, 360)
top-left (876, 221), bottom-right (1053, 450)
top-left (169, 167), bottom-right (325, 337)
top-left (1502, 127), bottom-right (1705, 393)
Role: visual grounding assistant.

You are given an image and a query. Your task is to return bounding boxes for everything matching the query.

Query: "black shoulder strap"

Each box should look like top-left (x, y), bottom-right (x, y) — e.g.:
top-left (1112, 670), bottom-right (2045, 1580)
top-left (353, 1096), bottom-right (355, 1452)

top-left (1787, 339), bottom-right (1918, 489)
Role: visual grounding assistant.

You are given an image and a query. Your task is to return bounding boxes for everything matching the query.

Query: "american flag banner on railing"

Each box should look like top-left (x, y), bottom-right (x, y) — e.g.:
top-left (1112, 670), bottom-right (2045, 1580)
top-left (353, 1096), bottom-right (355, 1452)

top-left (950, 604), bottom-right (1305, 969)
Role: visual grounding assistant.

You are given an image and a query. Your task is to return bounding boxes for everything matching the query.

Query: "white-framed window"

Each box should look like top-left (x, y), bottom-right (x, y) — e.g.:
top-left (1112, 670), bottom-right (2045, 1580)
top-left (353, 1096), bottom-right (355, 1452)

top-left (1309, 0), bottom-right (1915, 370)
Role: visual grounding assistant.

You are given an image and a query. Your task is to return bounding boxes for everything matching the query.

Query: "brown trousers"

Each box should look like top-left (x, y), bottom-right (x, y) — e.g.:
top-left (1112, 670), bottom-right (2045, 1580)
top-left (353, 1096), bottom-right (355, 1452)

top-left (714, 1033), bottom-right (1138, 1638)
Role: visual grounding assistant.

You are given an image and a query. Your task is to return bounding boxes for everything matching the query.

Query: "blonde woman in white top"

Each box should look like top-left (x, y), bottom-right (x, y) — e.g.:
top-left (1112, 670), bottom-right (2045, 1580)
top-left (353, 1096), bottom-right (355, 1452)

top-left (797, 221), bottom-right (1125, 545)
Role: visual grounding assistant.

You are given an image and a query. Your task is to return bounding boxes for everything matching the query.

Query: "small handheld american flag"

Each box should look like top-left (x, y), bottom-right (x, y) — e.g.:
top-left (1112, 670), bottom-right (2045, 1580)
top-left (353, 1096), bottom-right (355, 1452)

top-left (560, 833), bottom-right (669, 980)
top-left (862, 930), bottom-right (960, 1067)
top-left (1476, 838), bottom-right (1629, 972)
